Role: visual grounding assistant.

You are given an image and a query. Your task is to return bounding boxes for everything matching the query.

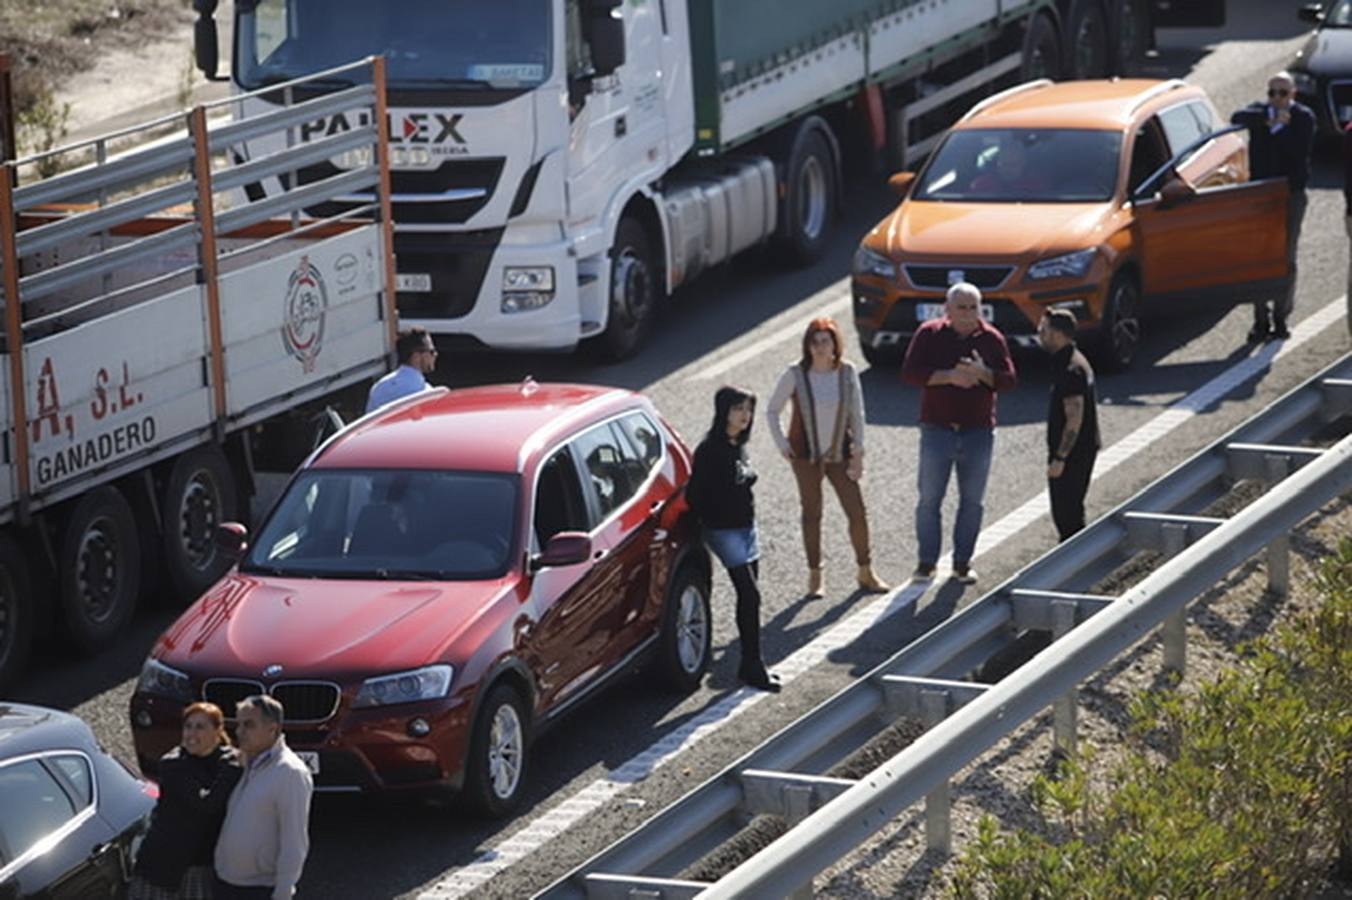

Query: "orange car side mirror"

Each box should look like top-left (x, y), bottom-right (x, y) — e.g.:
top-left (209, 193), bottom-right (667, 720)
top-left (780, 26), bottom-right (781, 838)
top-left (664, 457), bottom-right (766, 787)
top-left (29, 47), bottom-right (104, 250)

top-left (887, 171), bottom-right (917, 198)
top-left (1158, 175), bottom-right (1197, 209)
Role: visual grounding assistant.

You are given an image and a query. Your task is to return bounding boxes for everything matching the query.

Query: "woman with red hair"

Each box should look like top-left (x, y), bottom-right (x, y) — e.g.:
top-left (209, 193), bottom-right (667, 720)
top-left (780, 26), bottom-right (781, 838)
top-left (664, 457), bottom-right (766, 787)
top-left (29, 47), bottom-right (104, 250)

top-left (767, 317), bottom-right (888, 597)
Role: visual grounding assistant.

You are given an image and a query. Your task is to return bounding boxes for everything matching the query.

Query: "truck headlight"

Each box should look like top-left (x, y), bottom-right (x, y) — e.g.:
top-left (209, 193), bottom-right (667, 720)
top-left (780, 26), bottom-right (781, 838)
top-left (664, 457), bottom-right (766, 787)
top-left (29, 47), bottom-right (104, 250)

top-left (1028, 249), bottom-right (1097, 280)
top-left (503, 266), bottom-right (555, 292)
top-left (852, 246), bottom-right (897, 281)
top-left (136, 658), bottom-right (193, 701)
top-left (353, 665), bottom-right (453, 708)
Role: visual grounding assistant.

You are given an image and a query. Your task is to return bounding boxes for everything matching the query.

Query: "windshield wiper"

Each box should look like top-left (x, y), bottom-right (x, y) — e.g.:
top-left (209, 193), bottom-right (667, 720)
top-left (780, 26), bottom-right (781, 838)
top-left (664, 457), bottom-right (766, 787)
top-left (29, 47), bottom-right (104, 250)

top-left (396, 78), bottom-right (494, 90)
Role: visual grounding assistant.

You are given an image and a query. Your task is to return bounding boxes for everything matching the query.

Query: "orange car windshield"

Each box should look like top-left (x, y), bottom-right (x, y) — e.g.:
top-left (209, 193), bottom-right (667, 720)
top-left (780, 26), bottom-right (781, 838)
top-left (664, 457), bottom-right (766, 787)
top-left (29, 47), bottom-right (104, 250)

top-left (915, 128), bottom-right (1122, 203)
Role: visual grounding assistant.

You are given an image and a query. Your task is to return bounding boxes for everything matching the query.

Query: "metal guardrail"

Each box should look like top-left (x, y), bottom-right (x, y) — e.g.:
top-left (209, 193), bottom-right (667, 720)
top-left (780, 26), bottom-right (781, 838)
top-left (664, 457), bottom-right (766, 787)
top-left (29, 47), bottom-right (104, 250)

top-left (539, 354), bottom-right (1352, 900)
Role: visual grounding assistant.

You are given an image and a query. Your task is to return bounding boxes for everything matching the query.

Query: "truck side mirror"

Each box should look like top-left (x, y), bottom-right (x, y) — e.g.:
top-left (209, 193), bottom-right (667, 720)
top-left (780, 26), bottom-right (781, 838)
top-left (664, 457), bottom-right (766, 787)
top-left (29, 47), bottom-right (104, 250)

top-left (193, 0), bottom-right (230, 83)
top-left (586, 6), bottom-right (626, 77)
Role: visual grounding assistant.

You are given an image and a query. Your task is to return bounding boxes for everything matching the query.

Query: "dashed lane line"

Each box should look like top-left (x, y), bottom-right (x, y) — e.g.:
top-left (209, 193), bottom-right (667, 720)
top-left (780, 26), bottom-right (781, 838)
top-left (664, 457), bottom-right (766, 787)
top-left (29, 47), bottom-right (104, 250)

top-left (418, 296), bottom-right (1347, 899)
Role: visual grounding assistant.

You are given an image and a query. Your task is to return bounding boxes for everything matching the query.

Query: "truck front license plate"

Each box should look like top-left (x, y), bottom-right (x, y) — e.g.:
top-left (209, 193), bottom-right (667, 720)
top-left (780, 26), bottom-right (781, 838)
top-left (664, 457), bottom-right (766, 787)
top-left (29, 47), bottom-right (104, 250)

top-left (396, 273), bottom-right (433, 292)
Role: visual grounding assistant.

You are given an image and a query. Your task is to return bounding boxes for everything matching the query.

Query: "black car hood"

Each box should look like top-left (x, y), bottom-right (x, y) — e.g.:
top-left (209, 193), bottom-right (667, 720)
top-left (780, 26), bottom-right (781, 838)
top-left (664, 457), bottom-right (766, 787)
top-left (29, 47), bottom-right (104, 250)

top-left (1297, 27), bottom-right (1352, 77)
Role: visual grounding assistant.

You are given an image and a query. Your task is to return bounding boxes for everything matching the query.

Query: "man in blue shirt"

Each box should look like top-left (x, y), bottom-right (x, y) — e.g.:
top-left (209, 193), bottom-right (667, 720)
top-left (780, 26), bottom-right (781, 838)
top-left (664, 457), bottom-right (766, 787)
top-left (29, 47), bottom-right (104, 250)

top-left (365, 328), bottom-right (438, 413)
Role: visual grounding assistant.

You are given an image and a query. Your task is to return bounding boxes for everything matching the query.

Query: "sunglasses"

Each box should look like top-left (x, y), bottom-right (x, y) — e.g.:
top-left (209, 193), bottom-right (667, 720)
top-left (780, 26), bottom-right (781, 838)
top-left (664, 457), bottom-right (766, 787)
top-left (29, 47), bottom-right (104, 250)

top-left (1268, 88), bottom-right (1291, 98)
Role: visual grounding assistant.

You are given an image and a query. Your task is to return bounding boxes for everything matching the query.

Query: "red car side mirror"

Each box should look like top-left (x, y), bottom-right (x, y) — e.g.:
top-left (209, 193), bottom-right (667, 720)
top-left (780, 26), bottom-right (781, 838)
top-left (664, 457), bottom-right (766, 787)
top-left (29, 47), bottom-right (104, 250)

top-left (532, 531), bottom-right (591, 571)
top-left (214, 522), bottom-right (249, 559)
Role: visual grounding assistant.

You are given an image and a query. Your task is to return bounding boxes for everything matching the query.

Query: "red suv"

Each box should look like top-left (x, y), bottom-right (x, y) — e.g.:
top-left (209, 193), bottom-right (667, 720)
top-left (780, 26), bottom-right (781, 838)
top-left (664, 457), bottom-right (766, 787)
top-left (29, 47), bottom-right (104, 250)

top-left (129, 381), bottom-right (711, 816)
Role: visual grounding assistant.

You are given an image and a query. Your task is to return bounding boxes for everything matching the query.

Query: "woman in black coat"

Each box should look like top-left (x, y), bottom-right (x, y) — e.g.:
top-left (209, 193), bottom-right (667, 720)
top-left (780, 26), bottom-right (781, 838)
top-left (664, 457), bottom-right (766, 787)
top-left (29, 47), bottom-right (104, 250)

top-left (130, 702), bottom-right (242, 900)
top-left (686, 385), bottom-right (780, 692)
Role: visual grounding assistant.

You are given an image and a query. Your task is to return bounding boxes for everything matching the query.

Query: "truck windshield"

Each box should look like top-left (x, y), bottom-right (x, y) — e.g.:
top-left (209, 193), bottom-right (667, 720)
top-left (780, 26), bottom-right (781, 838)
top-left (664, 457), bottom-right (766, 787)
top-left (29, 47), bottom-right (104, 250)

top-left (915, 129), bottom-right (1123, 203)
top-left (235, 0), bottom-right (552, 90)
top-left (1327, 0), bottom-right (1352, 26)
top-left (243, 469), bottom-right (519, 581)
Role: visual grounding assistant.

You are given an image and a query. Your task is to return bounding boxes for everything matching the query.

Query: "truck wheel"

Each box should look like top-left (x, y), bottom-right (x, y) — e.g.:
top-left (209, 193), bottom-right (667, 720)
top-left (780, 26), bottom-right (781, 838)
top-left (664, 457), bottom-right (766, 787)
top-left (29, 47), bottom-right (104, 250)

top-left (595, 217), bottom-right (658, 361)
top-left (59, 486), bottom-right (141, 655)
top-left (464, 683), bottom-right (530, 818)
top-left (1112, 0), bottom-right (1149, 76)
top-left (1067, 1), bottom-right (1110, 79)
top-left (1021, 12), bottom-right (1061, 80)
top-left (1093, 273), bottom-right (1142, 372)
top-left (781, 125), bottom-right (836, 265)
top-left (653, 565), bottom-right (711, 693)
top-left (162, 446), bottom-right (239, 605)
top-left (0, 535), bottom-right (33, 691)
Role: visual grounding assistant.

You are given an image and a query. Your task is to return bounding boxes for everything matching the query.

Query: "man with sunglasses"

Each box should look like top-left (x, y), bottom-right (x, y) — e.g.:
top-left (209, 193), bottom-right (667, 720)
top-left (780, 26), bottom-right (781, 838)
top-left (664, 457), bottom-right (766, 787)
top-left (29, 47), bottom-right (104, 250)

top-left (365, 327), bottom-right (439, 413)
top-left (1231, 72), bottom-right (1315, 343)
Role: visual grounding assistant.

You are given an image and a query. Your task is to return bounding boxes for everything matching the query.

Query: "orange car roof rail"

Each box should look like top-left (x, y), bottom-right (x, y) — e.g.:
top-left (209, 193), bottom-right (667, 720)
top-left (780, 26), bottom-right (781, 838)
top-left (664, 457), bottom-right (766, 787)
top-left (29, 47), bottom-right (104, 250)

top-left (958, 79), bottom-right (1053, 124)
top-left (1129, 79), bottom-right (1188, 114)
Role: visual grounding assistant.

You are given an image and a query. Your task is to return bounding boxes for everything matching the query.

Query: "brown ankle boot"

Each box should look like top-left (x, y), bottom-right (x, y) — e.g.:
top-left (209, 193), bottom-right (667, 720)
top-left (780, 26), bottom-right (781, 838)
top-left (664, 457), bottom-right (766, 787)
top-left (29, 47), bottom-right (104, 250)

top-left (857, 564), bottom-right (890, 593)
top-left (807, 568), bottom-right (824, 597)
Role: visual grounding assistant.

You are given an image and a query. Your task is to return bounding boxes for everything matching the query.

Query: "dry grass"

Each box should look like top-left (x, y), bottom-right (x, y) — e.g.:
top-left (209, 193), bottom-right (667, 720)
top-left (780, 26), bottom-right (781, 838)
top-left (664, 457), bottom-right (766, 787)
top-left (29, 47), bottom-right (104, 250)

top-left (1, 0), bottom-right (189, 112)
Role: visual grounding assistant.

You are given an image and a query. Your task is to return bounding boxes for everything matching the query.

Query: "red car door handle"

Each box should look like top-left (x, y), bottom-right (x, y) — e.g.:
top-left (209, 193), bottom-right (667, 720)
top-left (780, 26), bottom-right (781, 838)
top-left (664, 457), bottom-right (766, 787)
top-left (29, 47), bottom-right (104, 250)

top-left (593, 549), bottom-right (606, 560)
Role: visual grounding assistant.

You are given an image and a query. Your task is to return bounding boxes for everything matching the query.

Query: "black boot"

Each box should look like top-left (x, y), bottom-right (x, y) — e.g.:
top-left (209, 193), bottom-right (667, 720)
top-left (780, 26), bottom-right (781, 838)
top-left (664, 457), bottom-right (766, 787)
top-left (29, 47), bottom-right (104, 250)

top-left (1271, 314), bottom-right (1290, 340)
top-left (1247, 306), bottom-right (1271, 344)
top-left (729, 563), bottom-right (781, 693)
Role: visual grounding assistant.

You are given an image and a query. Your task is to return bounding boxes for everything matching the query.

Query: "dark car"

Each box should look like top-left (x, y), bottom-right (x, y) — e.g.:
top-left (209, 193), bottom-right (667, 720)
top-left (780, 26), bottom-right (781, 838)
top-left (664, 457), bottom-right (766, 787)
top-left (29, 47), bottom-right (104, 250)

top-left (130, 382), bottom-right (712, 817)
top-left (1292, 1), bottom-right (1352, 135)
top-left (0, 703), bottom-right (155, 899)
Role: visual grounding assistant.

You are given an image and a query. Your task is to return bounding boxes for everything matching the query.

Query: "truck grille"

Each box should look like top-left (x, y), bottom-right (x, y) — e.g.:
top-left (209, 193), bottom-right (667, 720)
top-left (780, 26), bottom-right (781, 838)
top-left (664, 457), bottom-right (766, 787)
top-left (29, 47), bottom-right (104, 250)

top-left (903, 264), bottom-right (1014, 290)
top-left (284, 158), bottom-right (504, 225)
top-left (393, 228), bottom-right (503, 320)
top-left (203, 679), bottom-right (342, 724)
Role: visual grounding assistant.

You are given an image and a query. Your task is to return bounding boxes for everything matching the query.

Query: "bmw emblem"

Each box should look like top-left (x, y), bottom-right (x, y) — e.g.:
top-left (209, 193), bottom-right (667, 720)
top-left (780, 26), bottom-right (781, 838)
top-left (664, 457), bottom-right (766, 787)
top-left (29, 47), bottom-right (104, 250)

top-left (263, 664), bottom-right (284, 678)
top-left (947, 269), bottom-right (966, 286)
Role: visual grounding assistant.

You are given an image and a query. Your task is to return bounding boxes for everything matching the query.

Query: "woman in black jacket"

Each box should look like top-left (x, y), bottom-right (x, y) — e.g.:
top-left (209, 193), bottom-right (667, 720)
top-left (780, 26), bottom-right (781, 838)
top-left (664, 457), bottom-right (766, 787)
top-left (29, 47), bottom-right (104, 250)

top-left (130, 702), bottom-right (242, 900)
top-left (686, 385), bottom-right (780, 692)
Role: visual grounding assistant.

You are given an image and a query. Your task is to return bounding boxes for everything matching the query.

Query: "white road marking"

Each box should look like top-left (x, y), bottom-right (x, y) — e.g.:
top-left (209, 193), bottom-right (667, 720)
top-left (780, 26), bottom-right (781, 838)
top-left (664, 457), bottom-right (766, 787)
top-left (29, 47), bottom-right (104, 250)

top-left (418, 296), bottom-right (1348, 899)
top-left (680, 282), bottom-right (852, 382)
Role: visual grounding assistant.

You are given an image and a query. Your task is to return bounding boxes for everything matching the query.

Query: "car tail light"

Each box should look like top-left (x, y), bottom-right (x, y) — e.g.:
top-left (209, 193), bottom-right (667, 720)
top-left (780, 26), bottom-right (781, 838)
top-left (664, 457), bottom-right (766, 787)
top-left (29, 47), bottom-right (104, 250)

top-left (141, 780), bottom-right (160, 799)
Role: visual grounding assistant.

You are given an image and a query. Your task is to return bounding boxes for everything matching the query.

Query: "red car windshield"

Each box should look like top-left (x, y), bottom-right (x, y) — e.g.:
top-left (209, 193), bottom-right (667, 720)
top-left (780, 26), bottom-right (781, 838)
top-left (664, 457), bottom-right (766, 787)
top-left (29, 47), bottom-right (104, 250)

top-left (242, 469), bottom-right (519, 580)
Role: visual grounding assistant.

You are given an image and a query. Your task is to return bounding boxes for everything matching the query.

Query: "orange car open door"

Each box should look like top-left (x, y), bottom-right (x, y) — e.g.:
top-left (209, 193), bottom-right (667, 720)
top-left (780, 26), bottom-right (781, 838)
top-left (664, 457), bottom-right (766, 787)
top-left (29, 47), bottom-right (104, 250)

top-left (1132, 177), bottom-right (1290, 306)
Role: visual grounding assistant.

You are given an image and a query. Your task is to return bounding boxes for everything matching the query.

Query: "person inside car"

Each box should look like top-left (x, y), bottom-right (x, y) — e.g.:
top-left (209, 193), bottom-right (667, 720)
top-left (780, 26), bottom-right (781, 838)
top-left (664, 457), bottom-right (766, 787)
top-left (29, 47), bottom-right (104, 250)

top-left (969, 136), bottom-right (1051, 197)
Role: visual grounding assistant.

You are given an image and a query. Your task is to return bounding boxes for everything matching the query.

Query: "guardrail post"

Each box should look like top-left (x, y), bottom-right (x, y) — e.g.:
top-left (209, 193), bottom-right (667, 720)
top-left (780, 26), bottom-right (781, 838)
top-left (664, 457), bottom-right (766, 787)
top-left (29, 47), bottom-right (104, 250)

top-left (1160, 522), bottom-right (1188, 678)
top-left (921, 689), bottom-right (951, 854)
top-left (1264, 453), bottom-right (1291, 597)
top-left (783, 784), bottom-right (815, 899)
top-left (1051, 600), bottom-right (1078, 757)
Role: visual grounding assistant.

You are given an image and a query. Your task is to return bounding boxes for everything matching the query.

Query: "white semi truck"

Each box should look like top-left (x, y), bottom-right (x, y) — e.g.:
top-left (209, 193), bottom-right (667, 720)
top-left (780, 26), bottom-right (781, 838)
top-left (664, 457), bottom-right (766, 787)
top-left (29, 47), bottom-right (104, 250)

top-left (0, 59), bottom-right (398, 688)
top-left (194, 0), bottom-right (1226, 359)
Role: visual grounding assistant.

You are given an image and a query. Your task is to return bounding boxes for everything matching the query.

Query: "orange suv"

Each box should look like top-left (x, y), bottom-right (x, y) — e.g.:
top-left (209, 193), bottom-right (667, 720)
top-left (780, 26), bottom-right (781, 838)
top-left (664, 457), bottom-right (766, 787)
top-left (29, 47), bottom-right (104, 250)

top-left (852, 79), bottom-right (1291, 370)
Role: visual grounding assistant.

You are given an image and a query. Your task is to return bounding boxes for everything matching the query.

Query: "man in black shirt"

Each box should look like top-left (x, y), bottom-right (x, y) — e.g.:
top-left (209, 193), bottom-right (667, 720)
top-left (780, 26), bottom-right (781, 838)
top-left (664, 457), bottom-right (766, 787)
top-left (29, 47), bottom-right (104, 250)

top-left (1231, 71), bottom-right (1316, 342)
top-left (1039, 310), bottom-right (1099, 541)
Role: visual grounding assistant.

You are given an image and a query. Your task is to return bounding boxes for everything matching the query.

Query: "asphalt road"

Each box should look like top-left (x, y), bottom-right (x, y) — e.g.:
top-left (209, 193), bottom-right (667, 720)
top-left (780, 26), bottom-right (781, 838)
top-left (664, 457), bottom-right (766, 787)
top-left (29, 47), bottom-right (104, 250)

top-left (11, 1), bottom-right (1352, 897)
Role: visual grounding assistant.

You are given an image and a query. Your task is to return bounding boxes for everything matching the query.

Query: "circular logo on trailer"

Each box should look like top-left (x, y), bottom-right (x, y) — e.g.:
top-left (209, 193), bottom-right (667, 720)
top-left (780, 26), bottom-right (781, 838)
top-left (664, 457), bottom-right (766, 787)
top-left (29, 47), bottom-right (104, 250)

top-left (282, 255), bottom-right (328, 373)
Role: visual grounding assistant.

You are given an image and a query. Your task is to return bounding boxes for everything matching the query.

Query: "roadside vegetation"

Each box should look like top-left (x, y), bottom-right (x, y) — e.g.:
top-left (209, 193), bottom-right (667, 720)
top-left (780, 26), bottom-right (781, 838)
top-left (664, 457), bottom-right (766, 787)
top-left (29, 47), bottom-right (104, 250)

top-left (948, 537), bottom-right (1352, 899)
top-left (1, 0), bottom-right (186, 159)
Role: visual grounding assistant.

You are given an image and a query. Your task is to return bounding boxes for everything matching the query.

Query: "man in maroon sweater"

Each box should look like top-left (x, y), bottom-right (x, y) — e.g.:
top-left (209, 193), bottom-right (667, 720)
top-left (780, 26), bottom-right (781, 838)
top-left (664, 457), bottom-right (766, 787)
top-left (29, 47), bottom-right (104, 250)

top-left (901, 282), bottom-right (1017, 583)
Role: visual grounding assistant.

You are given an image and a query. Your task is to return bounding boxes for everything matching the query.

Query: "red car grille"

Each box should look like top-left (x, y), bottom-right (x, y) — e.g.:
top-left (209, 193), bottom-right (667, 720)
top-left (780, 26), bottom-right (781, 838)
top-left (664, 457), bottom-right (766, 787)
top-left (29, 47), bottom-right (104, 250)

top-left (203, 679), bottom-right (341, 724)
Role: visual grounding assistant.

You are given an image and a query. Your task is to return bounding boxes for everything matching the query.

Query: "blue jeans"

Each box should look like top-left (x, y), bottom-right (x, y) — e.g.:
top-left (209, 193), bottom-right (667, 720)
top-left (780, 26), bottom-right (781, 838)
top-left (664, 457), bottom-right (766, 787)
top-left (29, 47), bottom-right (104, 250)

top-left (915, 424), bottom-right (994, 566)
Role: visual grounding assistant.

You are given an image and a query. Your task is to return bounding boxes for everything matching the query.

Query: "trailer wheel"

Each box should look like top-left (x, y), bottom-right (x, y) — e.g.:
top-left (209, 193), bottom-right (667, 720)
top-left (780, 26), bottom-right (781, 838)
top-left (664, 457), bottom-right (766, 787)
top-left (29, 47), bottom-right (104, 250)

top-left (1021, 12), bottom-right (1061, 80)
top-left (59, 486), bottom-right (141, 654)
top-left (1067, 1), bottom-right (1110, 79)
top-left (162, 446), bottom-right (239, 605)
top-left (594, 217), bottom-right (658, 361)
top-left (1112, 0), bottom-right (1150, 76)
top-left (780, 124), bottom-right (836, 265)
top-left (0, 535), bottom-right (33, 691)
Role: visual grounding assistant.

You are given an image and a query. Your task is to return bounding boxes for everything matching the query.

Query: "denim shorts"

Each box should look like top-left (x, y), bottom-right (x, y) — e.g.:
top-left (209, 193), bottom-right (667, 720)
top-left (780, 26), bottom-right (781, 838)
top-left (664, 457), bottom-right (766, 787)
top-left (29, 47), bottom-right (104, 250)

top-left (704, 525), bottom-right (760, 569)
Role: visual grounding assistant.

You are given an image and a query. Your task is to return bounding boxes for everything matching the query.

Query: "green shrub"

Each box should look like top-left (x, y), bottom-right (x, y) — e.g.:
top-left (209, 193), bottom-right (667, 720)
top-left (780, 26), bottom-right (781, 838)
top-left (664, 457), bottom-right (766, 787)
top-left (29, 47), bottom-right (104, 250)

top-left (950, 537), bottom-right (1352, 899)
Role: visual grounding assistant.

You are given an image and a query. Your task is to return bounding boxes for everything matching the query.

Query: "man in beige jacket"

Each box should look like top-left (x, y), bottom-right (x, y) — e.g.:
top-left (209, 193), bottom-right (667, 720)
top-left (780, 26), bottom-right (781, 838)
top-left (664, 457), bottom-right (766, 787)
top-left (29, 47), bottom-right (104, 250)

top-left (214, 695), bottom-right (313, 900)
